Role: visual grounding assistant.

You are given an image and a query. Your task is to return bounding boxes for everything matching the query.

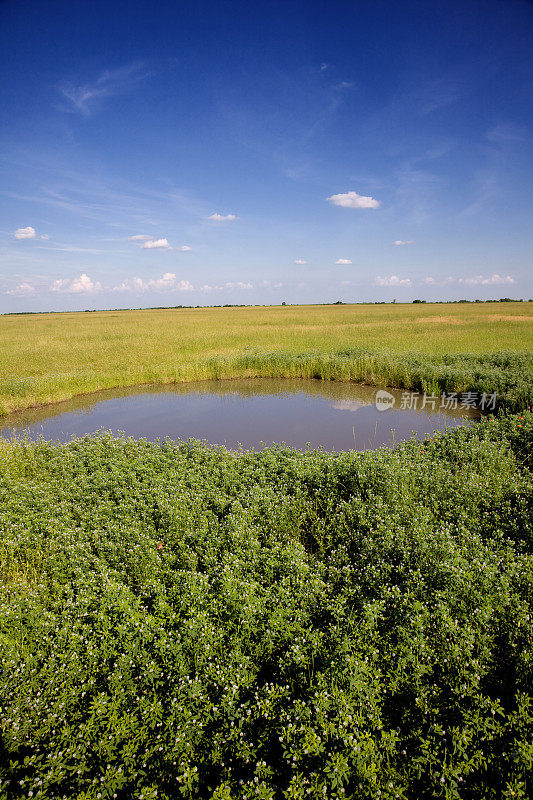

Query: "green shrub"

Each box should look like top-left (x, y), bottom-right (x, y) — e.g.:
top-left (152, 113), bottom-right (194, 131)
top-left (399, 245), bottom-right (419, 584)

top-left (0, 413), bottom-right (532, 799)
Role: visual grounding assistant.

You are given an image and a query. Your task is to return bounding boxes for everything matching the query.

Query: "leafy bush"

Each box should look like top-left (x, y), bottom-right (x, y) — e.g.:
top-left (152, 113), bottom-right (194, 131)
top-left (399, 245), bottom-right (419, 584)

top-left (0, 413), bottom-right (532, 799)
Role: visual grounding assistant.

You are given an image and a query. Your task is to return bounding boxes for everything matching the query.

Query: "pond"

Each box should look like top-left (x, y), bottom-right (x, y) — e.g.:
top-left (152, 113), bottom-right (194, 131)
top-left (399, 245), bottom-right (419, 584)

top-left (0, 379), bottom-right (481, 451)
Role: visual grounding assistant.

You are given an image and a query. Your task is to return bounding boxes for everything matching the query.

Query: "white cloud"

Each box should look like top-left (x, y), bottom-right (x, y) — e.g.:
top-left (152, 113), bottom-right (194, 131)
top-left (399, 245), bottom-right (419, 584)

top-left (482, 274), bottom-right (515, 285)
top-left (423, 276), bottom-right (456, 286)
top-left (335, 258), bottom-right (352, 265)
top-left (4, 281), bottom-right (36, 297)
top-left (458, 274), bottom-right (515, 286)
top-left (225, 281), bottom-right (252, 289)
top-left (177, 245), bottom-right (192, 252)
top-left (327, 191), bottom-right (380, 209)
top-left (40, 234), bottom-right (50, 240)
top-left (273, 282), bottom-right (283, 289)
top-left (207, 213), bottom-right (238, 221)
top-left (130, 234), bottom-right (176, 250)
top-left (174, 279), bottom-right (194, 292)
top-left (394, 240), bottom-right (414, 246)
top-left (294, 259), bottom-right (307, 265)
top-left (200, 281), bottom-right (253, 292)
top-left (113, 273), bottom-right (194, 292)
top-left (141, 238), bottom-right (172, 250)
top-left (376, 275), bottom-right (411, 287)
top-left (14, 226), bottom-right (36, 239)
top-left (52, 273), bottom-right (102, 294)
top-left (150, 272), bottom-right (175, 289)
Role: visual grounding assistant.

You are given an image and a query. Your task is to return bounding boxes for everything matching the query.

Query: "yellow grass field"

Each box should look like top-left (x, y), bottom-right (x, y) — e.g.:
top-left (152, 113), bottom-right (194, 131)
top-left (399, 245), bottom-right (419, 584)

top-left (1, 302), bottom-right (532, 415)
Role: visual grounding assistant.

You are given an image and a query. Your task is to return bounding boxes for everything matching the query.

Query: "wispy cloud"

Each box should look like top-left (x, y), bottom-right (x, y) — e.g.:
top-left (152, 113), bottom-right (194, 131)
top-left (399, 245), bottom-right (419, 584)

top-left (335, 258), bottom-right (352, 265)
top-left (207, 213), bottom-right (238, 222)
top-left (14, 226), bottom-right (36, 239)
top-left (376, 275), bottom-right (411, 287)
top-left (294, 259), bottom-right (307, 265)
top-left (58, 63), bottom-right (150, 116)
top-left (486, 122), bottom-right (525, 145)
top-left (327, 191), bottom-right (380, 209)
top-left (177, 245), bottom-right (192, 252)
top-left (129, 234), bottom-right (152, 241)
top-left (394, 240), bottom-right (414, 246)
top-left (418, 77), bottom-right (464, 116)
top-left (141, 238), bottom-right (172, 250)
top-left (460, 122), bottom-right (525, 217)
top-left (40, 244), bottom-right (108, 253)
top-left (52, 273), bottom-right (102, 294)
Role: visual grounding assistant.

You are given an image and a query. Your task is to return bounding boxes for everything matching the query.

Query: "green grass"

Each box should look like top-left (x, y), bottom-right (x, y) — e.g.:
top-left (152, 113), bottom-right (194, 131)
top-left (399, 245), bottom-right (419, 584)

top-left (1, 413), bottom-right (532, 799)
top-left (1, 303), bottom-right (532, 415)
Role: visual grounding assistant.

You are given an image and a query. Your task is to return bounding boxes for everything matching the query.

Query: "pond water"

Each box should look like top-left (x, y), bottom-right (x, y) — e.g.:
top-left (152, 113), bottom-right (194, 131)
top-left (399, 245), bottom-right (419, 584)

top-left (0, 379), bottom-right (480, 451)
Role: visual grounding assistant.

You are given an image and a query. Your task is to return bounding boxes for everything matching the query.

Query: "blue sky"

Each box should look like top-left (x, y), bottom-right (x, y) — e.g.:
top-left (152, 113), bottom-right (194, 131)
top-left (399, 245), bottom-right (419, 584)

top-left (1, 0), bottom-right (532, 311)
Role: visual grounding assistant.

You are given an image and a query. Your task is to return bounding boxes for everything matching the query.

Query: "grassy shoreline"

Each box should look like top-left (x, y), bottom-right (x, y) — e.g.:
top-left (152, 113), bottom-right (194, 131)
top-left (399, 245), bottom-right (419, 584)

top-left (1, 349), bottom-right (532, 417)
top-left (1, 303), bottom-right (532, 415)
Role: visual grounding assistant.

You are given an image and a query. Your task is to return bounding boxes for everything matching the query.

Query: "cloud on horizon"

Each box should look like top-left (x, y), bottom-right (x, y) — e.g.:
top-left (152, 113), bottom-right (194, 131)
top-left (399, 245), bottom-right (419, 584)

top-left (113, 273), bottom-right (194, 292)
top-left (4, 281), bottom-right (36, 297)
top-left (52, 273), bottom-right (102, 293)
top-left (376, 275), bottom-right (411, 287)
top-left (199, 281), bottom-right (253, 292)
top-left (458, 273), bottom-right (515, 285)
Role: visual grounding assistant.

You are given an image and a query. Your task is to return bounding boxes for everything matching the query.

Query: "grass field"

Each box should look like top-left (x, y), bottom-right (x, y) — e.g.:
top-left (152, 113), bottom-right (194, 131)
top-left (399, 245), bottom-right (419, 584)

top-left (1, 302), bottom-right (532, 415)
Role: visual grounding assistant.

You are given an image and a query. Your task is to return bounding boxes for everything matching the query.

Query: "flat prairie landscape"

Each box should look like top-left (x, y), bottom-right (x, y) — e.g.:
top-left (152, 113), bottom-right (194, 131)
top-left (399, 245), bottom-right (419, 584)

top-left (3, 0), bottom-right (533, 796)
top-left (1, 302), bottom-right (532, 415)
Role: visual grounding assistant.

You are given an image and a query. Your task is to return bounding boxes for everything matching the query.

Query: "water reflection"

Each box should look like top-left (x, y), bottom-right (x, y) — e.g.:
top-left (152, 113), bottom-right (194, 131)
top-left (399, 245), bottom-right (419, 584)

top-left (0, 378), bottom-right (480, 451)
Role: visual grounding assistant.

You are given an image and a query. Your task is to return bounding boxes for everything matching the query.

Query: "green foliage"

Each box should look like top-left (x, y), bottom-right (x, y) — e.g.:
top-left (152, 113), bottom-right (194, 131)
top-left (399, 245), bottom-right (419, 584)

top-left (202, 349), bottom-right (533, 412)
top-left (0, 413), bottom-right (532, 798)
